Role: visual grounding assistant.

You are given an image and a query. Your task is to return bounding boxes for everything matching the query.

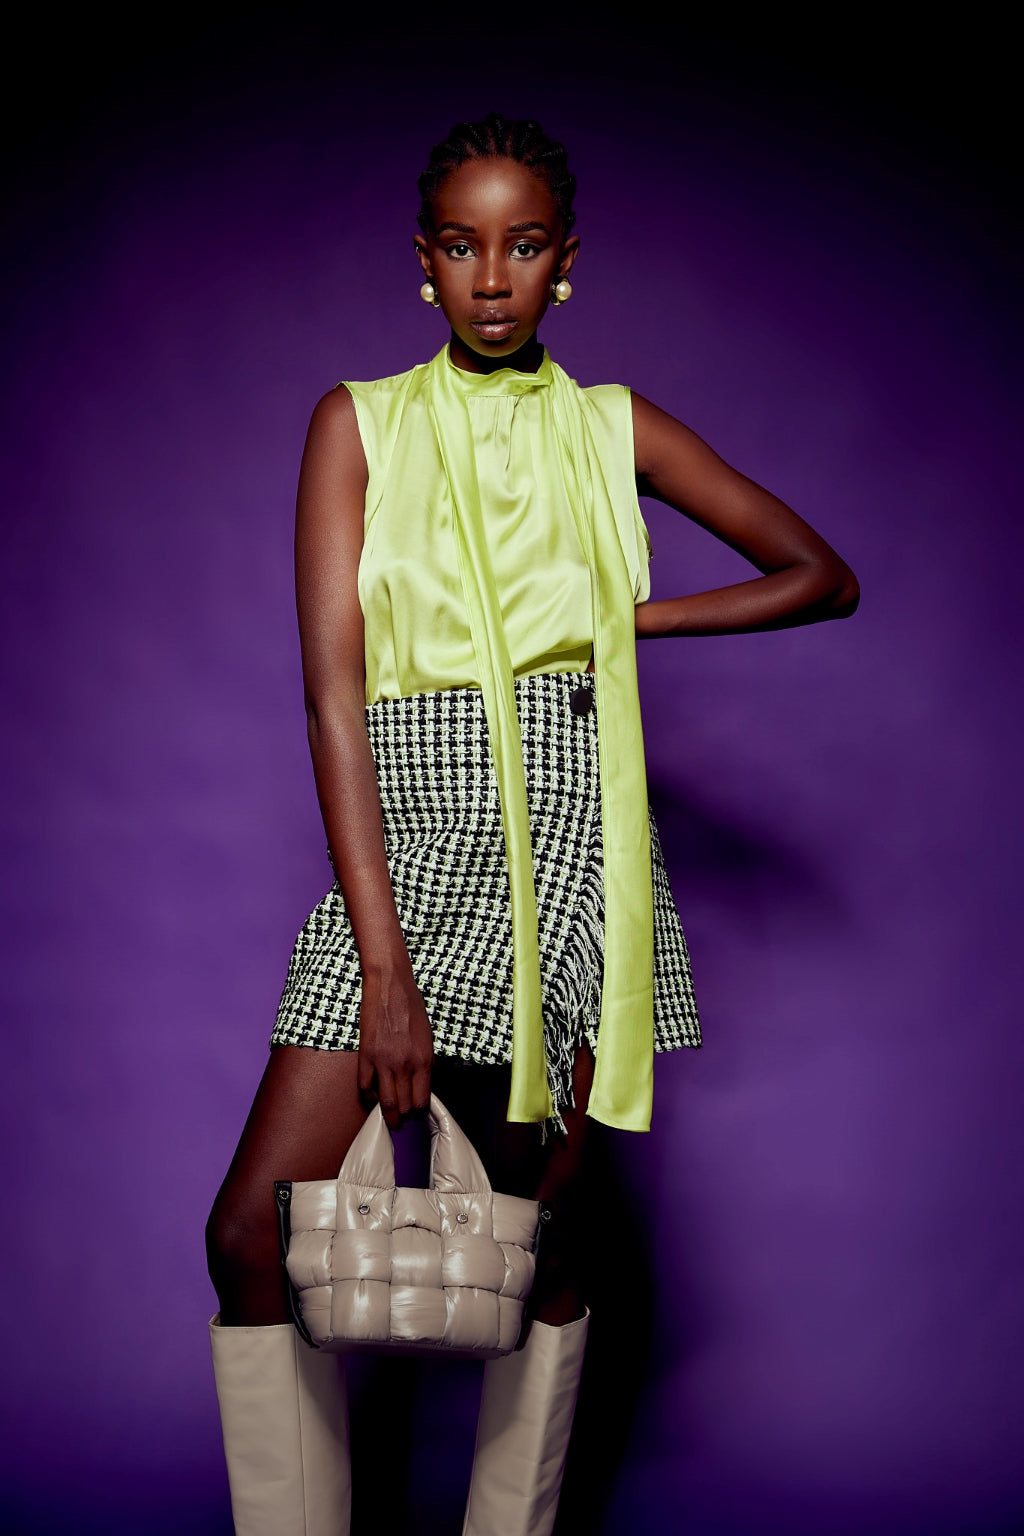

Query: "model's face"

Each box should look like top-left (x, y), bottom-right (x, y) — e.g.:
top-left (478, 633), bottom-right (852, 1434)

top-left (415, 157), bottom-right (578, 374)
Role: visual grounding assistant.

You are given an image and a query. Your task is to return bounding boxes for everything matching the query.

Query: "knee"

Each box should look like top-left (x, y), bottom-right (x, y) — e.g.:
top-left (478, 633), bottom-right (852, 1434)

top-left (533, 1227), bottom-right (579, 1295)
top-left (529, 1201), bottom-right (586, 1323)
top-left (205, 1185), bottom-right (279, 1288)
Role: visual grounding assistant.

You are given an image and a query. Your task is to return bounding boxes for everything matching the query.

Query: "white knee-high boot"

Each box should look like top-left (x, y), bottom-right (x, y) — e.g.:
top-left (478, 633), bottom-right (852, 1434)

top-left (462, 1310), bottom-right (589, 1536)
top-left (209, 1315), bottom-right (351, 1536)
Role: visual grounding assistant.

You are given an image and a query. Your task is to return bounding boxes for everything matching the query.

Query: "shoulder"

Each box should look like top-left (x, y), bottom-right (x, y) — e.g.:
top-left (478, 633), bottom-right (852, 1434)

top-left (579, 380), bottom-right (629, 403)
top-left (577, 379), bottom-right (632, 419)
top-left (307, 359), bottom-right (432, 458)
top-left (552, 365), bottom-right (674, 471)
top-left (304, 384), bottom-right (362, 457)
top-left (299, 386), bottom-right (369, 496)
top-left (306, 360), bottom-right (432, 426)
top-left (577, 380), bottom-right (635, 456)
top-left (338, 363), bottom-right (434, 463)
top-left (341, 360), bottom-right (431, 409)
top-left (570, 375), bottom-right (703, 482)
top-left (308, 383), bottom-right (357, 431)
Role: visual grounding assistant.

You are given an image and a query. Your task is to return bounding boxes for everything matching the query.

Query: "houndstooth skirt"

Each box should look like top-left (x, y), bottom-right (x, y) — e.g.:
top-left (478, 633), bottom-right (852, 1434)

top-left (271, 671), bottom-right (701, 1116)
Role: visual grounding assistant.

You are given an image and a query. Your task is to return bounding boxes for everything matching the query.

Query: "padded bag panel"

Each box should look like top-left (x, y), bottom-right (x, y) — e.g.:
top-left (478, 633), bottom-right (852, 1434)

top-left (283, 1096), bottom-right (541, 1358)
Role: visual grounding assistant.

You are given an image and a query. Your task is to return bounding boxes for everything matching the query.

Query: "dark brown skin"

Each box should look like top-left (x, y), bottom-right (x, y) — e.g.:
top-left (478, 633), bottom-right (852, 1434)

top-left (206, 155), bottom-right (858, 1331)
top-left (413, 154), bottom-right (578, 375)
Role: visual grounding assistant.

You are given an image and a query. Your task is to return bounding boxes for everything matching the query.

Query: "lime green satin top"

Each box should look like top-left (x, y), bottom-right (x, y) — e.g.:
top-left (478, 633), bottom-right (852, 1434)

top-left (345, 345), bottom-right (656, 1131)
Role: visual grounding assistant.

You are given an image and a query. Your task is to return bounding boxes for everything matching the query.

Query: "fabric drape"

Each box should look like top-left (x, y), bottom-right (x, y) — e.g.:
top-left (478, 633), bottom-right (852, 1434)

top-left (348, 345), bottom-right (655, 1131)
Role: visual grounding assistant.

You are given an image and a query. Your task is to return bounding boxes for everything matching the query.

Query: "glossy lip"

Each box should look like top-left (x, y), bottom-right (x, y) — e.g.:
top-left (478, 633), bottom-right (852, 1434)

top-left (470, 315), bottom-right (518, 340)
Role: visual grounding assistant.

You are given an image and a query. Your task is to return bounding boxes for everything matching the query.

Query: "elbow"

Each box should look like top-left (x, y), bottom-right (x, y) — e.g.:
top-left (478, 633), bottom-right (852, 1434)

top-left (304, 689), bottom-right (326, 741)
top-left (804, 555), bottom-right (859, 622)
top-left (828, 565), bottom-right (860, 620)
top-left (303, 682), bottom-right (365, 751)
top-left (305, 697), bottom-right (326, 758)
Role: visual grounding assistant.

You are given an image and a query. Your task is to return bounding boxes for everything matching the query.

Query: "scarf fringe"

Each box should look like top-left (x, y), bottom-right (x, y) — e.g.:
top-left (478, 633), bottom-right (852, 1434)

top-left (541, 825), bottom-right (605, 1138)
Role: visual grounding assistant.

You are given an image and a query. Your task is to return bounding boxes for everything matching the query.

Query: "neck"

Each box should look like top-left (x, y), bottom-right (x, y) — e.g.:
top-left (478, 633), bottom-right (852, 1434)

top-left (447, 332), bottom-right (545, 376)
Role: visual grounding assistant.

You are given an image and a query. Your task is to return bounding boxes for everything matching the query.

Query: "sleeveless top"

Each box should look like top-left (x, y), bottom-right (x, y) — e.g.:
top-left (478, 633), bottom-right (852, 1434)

top-left (344, 344), bottom-right (656, 1132)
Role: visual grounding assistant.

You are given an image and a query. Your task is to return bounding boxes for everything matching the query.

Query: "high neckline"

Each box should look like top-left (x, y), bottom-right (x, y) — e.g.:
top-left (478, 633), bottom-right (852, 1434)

top-left (439, 344), bottom-right (553, 396)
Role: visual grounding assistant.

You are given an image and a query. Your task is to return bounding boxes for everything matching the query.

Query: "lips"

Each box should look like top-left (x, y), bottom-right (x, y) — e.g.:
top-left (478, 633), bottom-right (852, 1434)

top-left (470, 313), bottom-right (517, 340)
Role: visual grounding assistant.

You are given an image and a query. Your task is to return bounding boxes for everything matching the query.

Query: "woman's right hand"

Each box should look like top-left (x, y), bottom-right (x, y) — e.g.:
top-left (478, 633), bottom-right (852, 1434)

top-left (357, 959), bottom-right (433, 1130)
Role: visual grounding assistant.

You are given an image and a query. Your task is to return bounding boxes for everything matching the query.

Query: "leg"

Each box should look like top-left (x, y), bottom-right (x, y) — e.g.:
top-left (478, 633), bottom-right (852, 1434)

top-left (206, 1045), bottom-right (367, 1326)
top-left (461, 1310), bottom-right (589, 1536)
top-left (521, 1046), bottom-right (595, 1327)
top-left (205, 1046), bottom-right (366, 1535)
top-left (209, 1314), bottom-right (352, 1536)
top-left (431, 1049), bottom-right (595, 1536)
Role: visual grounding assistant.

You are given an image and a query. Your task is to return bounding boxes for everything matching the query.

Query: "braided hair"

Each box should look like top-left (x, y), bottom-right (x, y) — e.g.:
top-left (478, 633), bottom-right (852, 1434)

top-left (416, 113), bottom-right (577, 235)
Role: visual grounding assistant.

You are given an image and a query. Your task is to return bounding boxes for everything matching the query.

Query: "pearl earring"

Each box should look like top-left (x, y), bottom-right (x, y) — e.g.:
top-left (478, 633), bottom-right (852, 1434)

top-left (551, 279), bottom-right (573, 306)
top-left (420, 281), bottom-right (441, 307)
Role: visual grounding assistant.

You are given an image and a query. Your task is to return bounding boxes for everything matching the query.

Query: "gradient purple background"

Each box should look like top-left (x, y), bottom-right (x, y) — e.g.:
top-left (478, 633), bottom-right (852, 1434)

top-left (2, 16), bottom-right (1021, 1535)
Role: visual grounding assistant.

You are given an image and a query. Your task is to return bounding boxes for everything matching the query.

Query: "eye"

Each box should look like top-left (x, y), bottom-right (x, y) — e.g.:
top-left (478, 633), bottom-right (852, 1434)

top-left (444, 242), bottom-right (474, 259)
top-left (511, 242), bottom-right (540, 259)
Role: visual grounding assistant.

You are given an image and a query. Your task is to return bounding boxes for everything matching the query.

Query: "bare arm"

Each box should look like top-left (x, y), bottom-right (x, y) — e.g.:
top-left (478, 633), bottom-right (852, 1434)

top-left (630, 392), bottom-right (860, 637)
top-left (295, 386), bottom-right (431, 1126)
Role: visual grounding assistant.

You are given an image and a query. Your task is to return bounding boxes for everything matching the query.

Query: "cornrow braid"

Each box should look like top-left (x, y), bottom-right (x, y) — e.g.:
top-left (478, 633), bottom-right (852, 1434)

top-left (417, 112), bottom-right (577, 235)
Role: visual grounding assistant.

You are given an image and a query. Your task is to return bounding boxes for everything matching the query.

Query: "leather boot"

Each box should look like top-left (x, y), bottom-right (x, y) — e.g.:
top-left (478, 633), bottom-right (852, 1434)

top-left (462, 1310), bottom-right (589, 1536)
top-left (209, 1315), bottom-right (351, 1536)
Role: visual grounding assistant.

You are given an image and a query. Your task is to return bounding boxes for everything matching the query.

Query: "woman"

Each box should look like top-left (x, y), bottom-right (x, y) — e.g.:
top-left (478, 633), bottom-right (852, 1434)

top-left (206, 113), bottom-right (859, 1535)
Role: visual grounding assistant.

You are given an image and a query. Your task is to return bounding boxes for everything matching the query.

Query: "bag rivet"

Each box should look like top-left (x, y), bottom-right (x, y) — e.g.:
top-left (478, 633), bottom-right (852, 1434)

top-left (358, 1203), bottom-right (370, 1215)
top-left (456, 1212), bottom-right (469, 1224)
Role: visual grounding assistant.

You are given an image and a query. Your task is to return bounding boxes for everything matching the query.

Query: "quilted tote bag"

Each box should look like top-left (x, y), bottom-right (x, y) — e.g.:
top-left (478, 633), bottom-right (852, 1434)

top-left (275, 1095), bottom-right (543, 1358)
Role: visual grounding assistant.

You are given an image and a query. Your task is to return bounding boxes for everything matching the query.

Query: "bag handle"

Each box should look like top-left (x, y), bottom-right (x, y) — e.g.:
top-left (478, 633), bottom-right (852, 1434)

top-left (428, 1095), bottom-right (492, 1195)
top-left (337, 1094), bottom-right (493, 1195)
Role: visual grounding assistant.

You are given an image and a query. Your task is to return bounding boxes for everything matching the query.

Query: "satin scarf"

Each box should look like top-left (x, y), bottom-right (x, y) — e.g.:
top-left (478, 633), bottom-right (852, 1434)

top-left (428, 346), bottom-right (654, 1132)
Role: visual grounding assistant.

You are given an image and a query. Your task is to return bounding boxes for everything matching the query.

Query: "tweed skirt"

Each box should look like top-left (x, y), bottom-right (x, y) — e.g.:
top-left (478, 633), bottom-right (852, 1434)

top-left (271, 671), bottom-right (701, 1116)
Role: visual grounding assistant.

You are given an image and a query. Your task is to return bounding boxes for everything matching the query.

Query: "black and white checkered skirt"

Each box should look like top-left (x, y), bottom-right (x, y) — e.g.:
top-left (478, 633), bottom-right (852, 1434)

top-left (271, 671), bottom-right (701, 1115)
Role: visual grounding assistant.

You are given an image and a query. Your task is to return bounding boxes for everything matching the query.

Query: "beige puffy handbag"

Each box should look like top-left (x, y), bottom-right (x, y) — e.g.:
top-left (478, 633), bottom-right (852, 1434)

top-left (275, 1095), bottom-right (543, 1359)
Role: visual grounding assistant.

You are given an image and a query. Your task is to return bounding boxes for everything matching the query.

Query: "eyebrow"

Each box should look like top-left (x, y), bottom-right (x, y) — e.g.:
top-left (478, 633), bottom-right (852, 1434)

top-left (434, 221), bottom-right (552, 236)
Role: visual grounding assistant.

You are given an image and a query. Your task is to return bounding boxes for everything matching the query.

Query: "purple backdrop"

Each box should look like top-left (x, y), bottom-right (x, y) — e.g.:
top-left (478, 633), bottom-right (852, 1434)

top-left (2, 18), bottom-right (1021, 1536)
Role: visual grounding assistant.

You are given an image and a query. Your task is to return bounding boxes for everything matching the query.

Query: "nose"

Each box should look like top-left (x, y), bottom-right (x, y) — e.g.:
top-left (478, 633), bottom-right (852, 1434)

top-left (473, 254), bottom-right (511, 299)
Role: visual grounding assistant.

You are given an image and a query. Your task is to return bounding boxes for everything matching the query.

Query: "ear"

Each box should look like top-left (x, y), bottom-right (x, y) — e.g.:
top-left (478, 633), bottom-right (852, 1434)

top-left (413, 235), bottom-right (434, 282)
top-left (557, 235), bottom-right (580, 280)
